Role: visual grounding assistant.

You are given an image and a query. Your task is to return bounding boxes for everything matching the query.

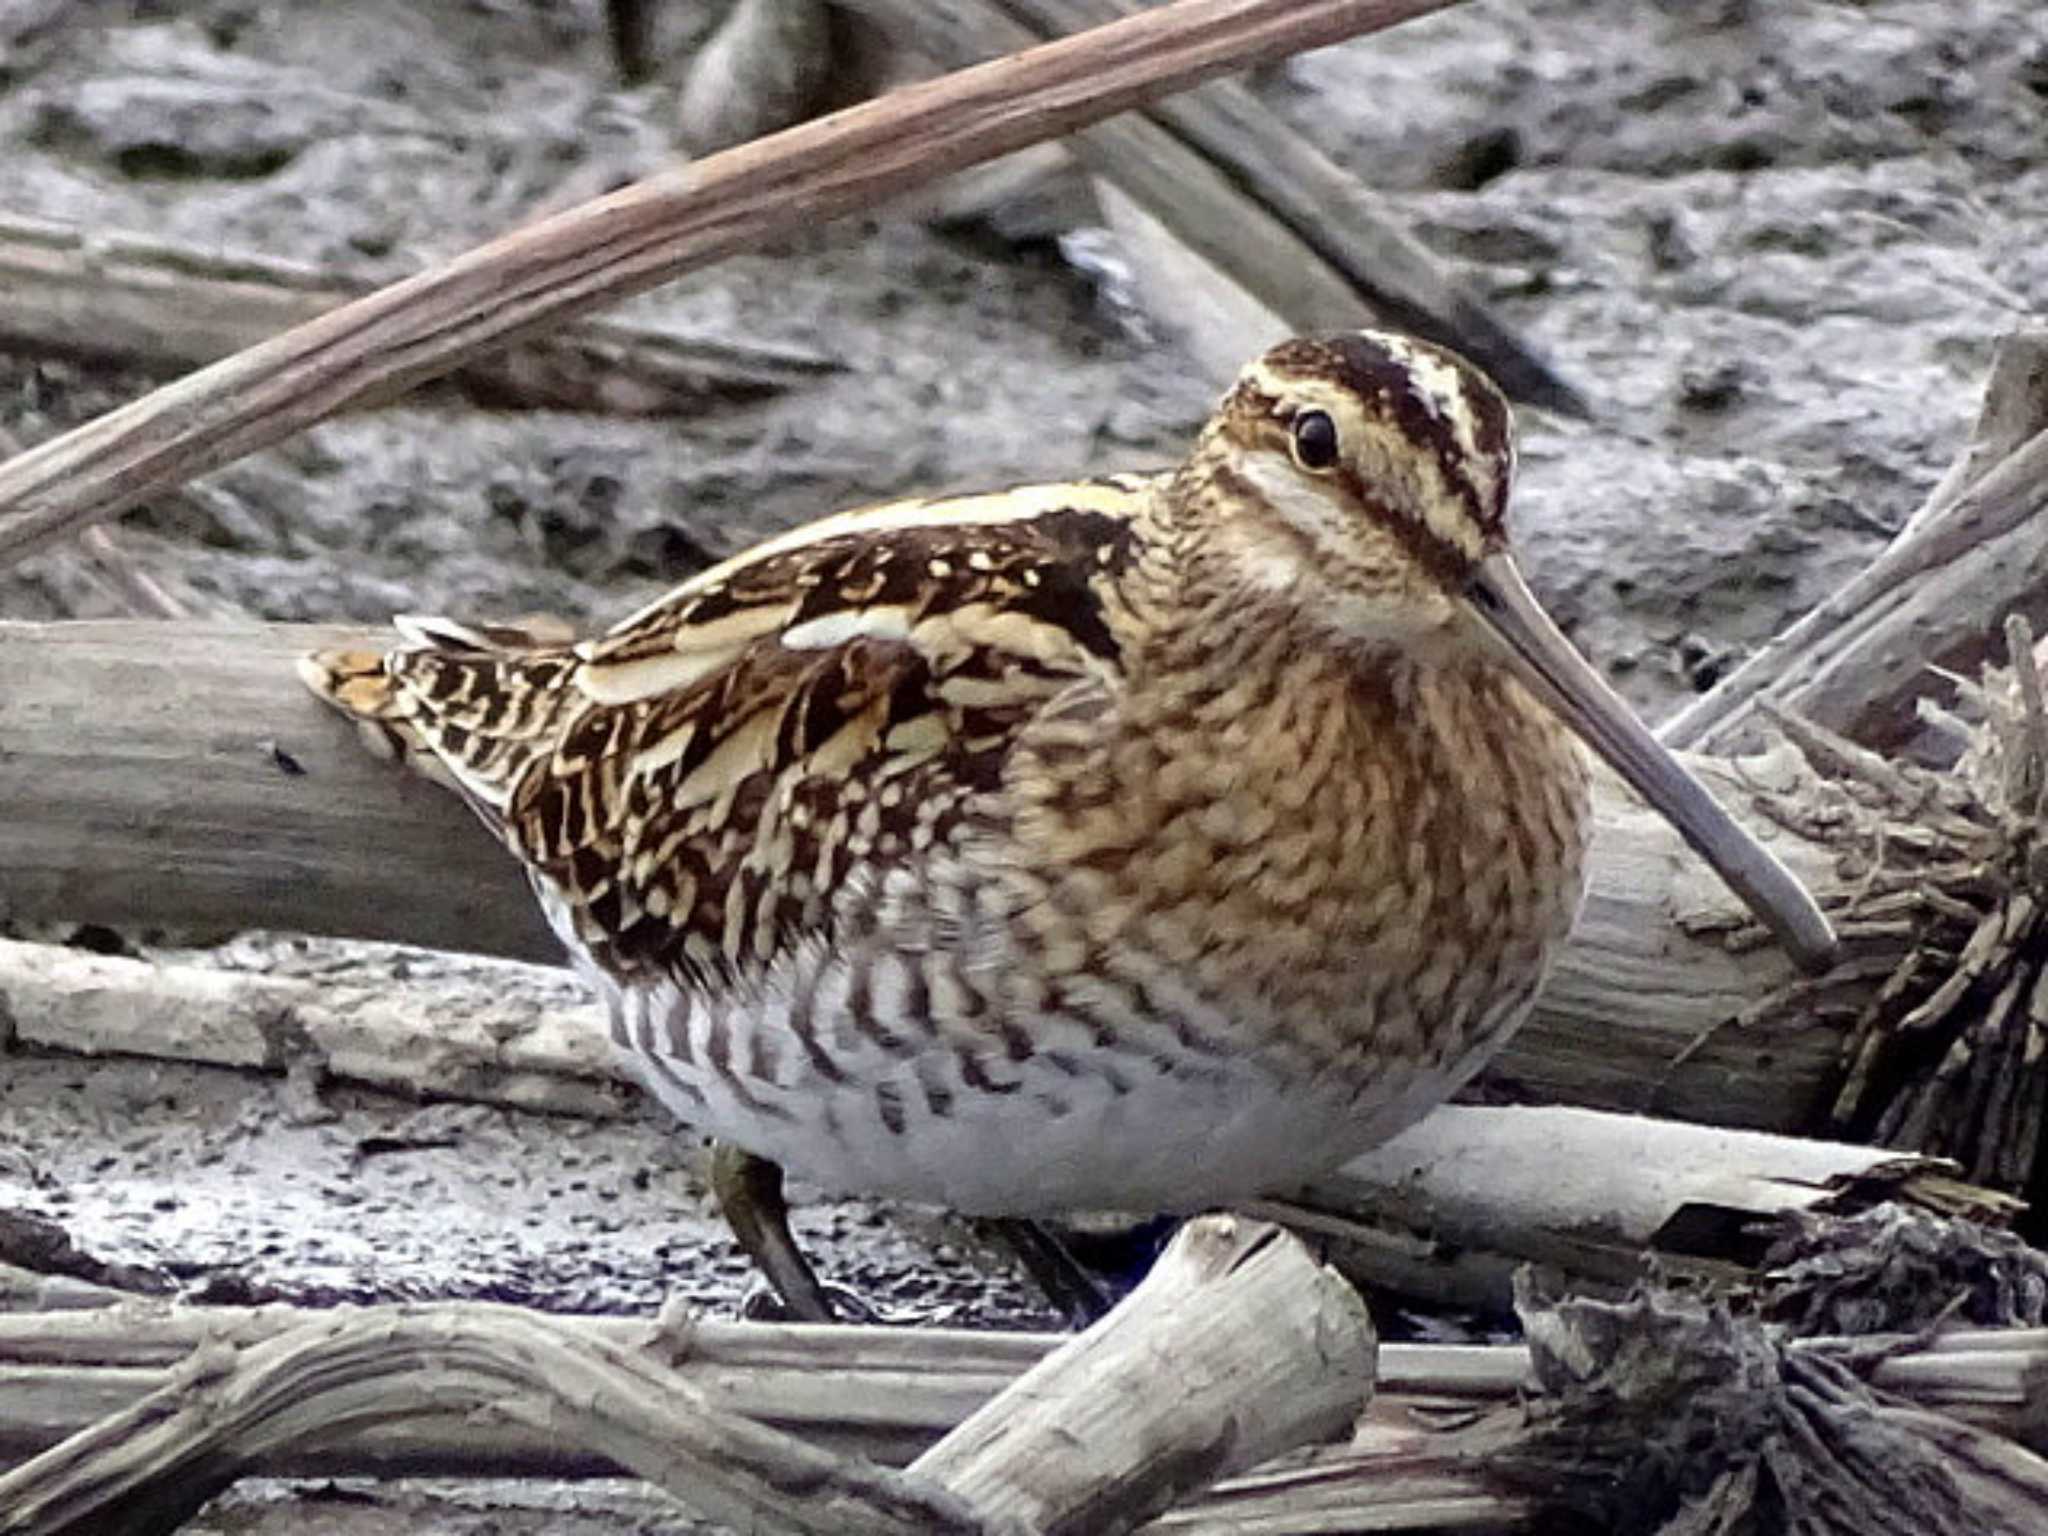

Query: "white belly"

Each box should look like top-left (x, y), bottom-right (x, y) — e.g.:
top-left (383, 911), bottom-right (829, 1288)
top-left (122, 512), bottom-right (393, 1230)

top-left (602, 956), bottom-right (1524, 1215)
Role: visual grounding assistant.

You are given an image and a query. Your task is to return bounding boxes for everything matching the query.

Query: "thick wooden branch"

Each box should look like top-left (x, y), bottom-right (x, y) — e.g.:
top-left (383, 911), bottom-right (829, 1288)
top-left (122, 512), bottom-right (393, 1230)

top-left (0, 214), bottom-right (840, 416)
top-left (0, 622), bottom-right (556, 961)
top-left (1501, 741), bottom-right (1846, 1130)
top-left (0, 1304), bottom-right (1059, 1473)
top-left (0, 0), bottom-right (1460, 566)
top-left (0, 619), bottom-right (1844, 1131)
top-left (0, 1219), bottom-right (1374, 1536)
top-left (1256, 1104), bottom-right (2009, 1311)
top-left (910, 1217), bottom-right (1375, 1532)
top-left (0, 938), bottom-right (623, 1120)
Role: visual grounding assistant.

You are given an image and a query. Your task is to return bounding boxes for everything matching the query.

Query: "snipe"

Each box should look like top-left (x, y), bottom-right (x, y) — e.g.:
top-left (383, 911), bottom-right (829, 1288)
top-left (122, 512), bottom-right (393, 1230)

top-left (303, 331), bottom-right (1835, 1319)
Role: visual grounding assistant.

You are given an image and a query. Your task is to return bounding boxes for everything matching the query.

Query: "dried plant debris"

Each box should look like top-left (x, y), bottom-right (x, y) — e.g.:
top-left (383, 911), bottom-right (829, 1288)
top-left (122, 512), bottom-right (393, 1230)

top-left (1497, 1271), bottom-right (2048, 1536)
top-left (0, 1208), bottom-right (167, 1296)
top-left (1757, 1205), bottom-right (2048, 1338)
top-left (1752, 619), bottom-right (2048, 1208)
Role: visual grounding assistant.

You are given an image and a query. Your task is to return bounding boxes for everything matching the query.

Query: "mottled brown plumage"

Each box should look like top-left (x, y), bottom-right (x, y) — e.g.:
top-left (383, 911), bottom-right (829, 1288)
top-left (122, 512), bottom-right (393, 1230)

top-left (303, 330), bottom-right (1832, 1315)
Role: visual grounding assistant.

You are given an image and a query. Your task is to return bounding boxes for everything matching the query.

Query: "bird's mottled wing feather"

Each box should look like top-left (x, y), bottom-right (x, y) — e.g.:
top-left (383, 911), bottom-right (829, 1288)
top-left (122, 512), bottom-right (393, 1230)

top-left (306, 478), bottom-right (1158, 989)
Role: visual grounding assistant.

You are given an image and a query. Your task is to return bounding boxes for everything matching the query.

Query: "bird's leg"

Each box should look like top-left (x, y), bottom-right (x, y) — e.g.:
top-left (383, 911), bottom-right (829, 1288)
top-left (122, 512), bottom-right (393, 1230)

top-left (709, 1142), bottom-right (839, 1322)
top-left (979, 1216), bottom-right (1114, 1329)
top-left (711, 1140), bottom-right (1111, 1325)
top-left (605, 0), bottom-right (657, 84)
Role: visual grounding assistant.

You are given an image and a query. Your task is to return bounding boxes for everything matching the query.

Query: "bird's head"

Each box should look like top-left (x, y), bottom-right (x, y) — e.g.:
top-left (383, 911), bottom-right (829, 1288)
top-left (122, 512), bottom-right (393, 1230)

top-left (1182, 329), bottom-right (1838, 974)
top-left (1183, 329), bottom-right (1513, 653)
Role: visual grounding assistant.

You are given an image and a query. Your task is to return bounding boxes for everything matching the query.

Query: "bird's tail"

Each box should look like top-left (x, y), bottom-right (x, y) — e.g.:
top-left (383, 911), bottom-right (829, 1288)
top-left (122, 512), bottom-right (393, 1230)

top-left (298, 614), bottom-right (581, 814)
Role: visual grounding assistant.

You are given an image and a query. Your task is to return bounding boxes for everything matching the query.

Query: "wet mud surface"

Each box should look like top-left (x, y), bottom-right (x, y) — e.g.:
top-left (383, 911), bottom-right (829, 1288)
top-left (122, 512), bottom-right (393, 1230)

top-left (2, 0), bottom-right (2046, 1528)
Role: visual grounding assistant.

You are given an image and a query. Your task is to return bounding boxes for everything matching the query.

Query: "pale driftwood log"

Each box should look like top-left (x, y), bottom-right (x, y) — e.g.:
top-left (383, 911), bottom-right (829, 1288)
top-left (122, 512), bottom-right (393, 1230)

top-left (1661, 330), bottom-right (2048, 756)
top-left (2, 1298), bottom-right (2044, 1530)
top-left (0, 939), bottom-right (624, 1120)
top-left (0, 1268), bottom-right (137, 1317)
top-left (844, 0), bottom-right (1584, 413)
top-left (0, 0), bottom-right (1462, 567)
top-left (1254, 1104), bottom-right (2008, 1311)
top-left (0, 1304), bottom-right (1056, 1472)
top-left (0, 214), bottom-right (839, 416)
top-left (0, 1219), bottom-right (1374, 1536)
top-left (910, 1217), bottom-right (1374, 1531)
top-left (1503, 741), bottom-right (1849, 1129)
top-left (0, 620), bottom-right (1846, 1133)
top-left (0, 622), bottom-right (556, 962)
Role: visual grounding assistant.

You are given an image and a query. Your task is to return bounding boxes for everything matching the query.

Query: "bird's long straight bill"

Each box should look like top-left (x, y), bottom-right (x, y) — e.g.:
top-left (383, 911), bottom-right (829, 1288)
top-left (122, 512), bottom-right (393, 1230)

top-left (1468, 552), bottom-right (1838, 974)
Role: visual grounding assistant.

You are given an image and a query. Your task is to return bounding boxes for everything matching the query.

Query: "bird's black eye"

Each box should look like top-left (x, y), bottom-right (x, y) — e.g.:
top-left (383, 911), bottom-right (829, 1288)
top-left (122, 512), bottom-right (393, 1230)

top-left (1291, 410), bottom-right (1339, 472)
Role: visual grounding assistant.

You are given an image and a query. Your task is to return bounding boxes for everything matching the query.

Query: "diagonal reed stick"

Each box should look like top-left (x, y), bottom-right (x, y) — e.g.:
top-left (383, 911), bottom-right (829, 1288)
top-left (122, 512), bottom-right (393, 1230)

top-left (0, 0), bottom-right (1459, 568)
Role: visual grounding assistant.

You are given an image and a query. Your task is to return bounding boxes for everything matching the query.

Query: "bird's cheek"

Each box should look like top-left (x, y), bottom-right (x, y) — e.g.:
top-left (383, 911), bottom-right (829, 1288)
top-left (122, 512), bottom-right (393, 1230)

top-left (1312, 588), bottom-right (1447, 655)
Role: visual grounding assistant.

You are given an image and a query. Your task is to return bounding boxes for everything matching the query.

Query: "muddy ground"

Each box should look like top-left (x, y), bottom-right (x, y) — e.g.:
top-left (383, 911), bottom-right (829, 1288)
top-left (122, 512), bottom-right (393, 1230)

top-left (2, 0), bottom-right (2046, 1529)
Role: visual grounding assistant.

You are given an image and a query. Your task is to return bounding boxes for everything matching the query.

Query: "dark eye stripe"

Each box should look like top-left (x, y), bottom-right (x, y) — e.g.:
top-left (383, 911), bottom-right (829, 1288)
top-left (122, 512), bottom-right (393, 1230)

top-left (1331, 464), bottom-right (1469, 587)
top-left (1256, 337), bottom-right (1513, 536)
top-left (1221, 353), bottom-right (1506, 574)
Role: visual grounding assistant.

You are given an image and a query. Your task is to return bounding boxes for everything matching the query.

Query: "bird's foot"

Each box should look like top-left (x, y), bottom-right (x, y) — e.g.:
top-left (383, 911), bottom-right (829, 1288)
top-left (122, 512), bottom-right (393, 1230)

top-left (734, 1274), bottom-right (882, 1325)
top-left (978, 1216), bottom-right (1115, 1330)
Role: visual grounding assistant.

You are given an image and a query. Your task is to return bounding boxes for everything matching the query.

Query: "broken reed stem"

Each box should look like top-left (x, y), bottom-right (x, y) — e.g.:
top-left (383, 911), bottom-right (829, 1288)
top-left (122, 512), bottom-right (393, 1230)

top-left (0, 0), bottom-right (1460, 567)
